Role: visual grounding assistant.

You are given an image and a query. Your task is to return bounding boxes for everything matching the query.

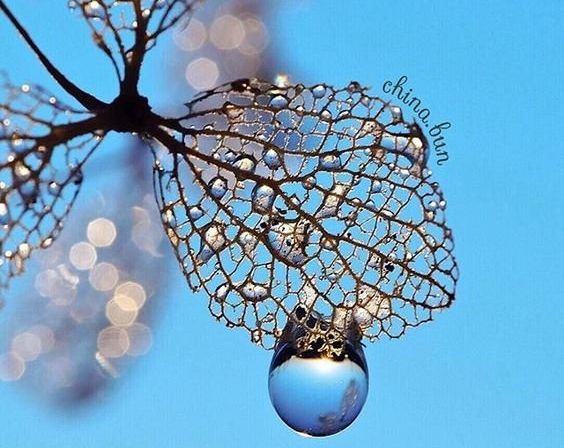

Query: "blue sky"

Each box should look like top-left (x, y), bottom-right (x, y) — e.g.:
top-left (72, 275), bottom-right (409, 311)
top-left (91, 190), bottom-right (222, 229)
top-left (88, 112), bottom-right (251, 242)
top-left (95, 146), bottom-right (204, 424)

top-left (0, 0), bottom-right (563, 447)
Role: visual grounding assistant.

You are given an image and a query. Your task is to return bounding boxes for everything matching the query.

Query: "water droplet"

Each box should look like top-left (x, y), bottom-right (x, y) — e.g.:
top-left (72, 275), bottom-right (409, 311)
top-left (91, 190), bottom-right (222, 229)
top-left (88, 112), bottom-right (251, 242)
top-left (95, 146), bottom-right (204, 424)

top-left (267, 219), bottom-right (310, 266)
top-left (189, 206), bottom-right (204, 221)
top-left (209, 176), bottom-right (228, 199)
top-left (390, 105), bottom-right (403, 123)
top-left (14, 162), bottom-right (31, 180)
top-left (251, 184), bottom-right (275, 213)
top-left (319, 154), bottom-right (342, 170)
top-left (312, 85), bottom-right (326, 99)
top-left (370, 180), bottom-right (382, 193)
top-left (268, 340), bottom-right (369, 437)
top-left (241, 281), bottom-right (269, 301)
top-left (360, 96), bottom-right (372, 107)
top-left (399, 168), bottom-right (410, 179)
top-left (0, 203), bottom-right (8, 225)
top-left (214, 284), bottom-right (229, 302)
top-left (224, 150), bottom-right (237, 163)
top-left (17, 243), bottom-right (30, 259)
top-left (302, 176), bottom-right (316, 190)
top-left (320, 110), bottom-right (332, 121)
top-left (321, 236), bottom-right (335, 250)
top-left (347, 81), bottom-right (362, 93)
top-left (263, 148), bottom-right (282, 169)
top-left (47, 181), bottom-right (60, 195)
top-left (317, 183), bottom-right (349, 219)
top-left (327, 272), bottom-right (338, 282)
top-left (198, 223), bottom-right (226, 263)
top-left (270, 95), bottom-right (289, 108)
top-left (234, 155), bottom-right (256, 173)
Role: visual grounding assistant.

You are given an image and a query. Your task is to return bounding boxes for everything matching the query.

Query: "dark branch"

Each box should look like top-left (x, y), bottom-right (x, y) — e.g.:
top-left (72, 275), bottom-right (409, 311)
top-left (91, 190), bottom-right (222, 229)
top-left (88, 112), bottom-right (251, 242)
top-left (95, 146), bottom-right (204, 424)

top-left (0, 0), bottom-right (107, 111)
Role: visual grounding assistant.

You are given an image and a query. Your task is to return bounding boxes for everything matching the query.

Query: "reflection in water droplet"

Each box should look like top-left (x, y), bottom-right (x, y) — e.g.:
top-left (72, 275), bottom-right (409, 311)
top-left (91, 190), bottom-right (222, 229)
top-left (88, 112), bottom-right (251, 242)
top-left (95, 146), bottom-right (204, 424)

top-left (198, 223), bottom-right (226, 263)
top-left (267, 219), bottom-right (309, 266)
top-left (263, 148), bottom-right (282, 169)
top-left (209, 176), bottom-right (227, 199)
top-left (370, 180), bottom-right (382, 193)
top-left (270, 95), bottom-right (289, 108)
top-left (319, 154), bottom-right (342, 170)
top-left (268, 341), bottom-right (369, 437)
top-left (251, 184), bottom-right (275, 213)
top-left (189, 206), bottom-right (204, 221)
top-left (312, 85), bottom-right (326, 99)
top-left (234, 155), bottom-right (256, 173)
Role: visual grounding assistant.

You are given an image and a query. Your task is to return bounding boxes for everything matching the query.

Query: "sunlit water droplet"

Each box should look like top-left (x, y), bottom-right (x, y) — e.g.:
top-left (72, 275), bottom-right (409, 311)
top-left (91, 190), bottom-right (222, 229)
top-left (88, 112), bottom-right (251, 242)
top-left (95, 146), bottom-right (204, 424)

top-left (234, 155), bottom-right (256, 173)
top-left (267, 219), bottom-right (309, 266)
top-left (270, 95), bottom-right (289, 108)
top-left (251, 184), bottom-right (275, 213)
top-left (263, 148), bottom-right (282, 169)
top-left (189, 206), bottom-right (204, 221)
top-left (312, 85), bottom-right (326, 99)
top-left (268, 341), bottom-right (369, 437)
top-left (319, 154), bottom-right (342, 170)
top-left (209, 176), bottom-right (228, 199)
top-left (198, 223), bottom-right (226, 263)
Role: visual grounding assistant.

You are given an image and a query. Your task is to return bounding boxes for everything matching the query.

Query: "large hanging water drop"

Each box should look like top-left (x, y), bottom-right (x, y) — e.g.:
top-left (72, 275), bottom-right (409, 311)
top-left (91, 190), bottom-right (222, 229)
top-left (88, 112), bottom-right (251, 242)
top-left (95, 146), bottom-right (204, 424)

top-left (268, 337), bottom-right (369, 437)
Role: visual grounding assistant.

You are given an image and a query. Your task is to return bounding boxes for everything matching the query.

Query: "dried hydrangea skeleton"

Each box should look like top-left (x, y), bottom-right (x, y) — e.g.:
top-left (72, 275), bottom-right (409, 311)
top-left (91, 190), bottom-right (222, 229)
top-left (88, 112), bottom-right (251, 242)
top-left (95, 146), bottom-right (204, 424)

top-left (154, 79), bottom-right (457, 353)
top-left (0, 74), bottom-right (103, 291)
top-left (0, 0), bottom-right (458, 357)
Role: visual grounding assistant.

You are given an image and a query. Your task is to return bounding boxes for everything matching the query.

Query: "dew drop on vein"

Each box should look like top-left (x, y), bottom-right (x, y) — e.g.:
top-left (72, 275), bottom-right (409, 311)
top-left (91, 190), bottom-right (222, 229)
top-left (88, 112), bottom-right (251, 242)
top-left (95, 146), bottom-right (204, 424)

top-left (251, 184), bottom-right (275, 213)
top-left (209, 176), bottom-right (228, 199)
top-left (263, 148), bottom-right (282, 169)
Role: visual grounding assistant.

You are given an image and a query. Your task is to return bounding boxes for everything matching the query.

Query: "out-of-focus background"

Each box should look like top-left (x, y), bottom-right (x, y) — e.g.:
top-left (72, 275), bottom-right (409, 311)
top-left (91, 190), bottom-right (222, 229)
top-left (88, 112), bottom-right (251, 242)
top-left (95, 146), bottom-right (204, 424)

top-left (0, 1), bottom-right (562, 447)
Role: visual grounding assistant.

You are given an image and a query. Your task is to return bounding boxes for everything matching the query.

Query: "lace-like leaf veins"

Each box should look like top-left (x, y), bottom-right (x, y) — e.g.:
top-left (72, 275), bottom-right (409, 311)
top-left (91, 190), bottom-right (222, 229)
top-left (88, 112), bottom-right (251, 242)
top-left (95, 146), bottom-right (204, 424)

top-left (0, 75), bottom-right (103, 290)
top-left (154, 79), bottom-right (458, 352)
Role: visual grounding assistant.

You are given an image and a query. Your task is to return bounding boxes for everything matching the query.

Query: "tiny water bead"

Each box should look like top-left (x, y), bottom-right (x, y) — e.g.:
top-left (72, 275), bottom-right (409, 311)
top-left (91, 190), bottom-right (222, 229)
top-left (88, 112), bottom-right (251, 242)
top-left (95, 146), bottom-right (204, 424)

top-left (268, 339), bottom-right (369, 437)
